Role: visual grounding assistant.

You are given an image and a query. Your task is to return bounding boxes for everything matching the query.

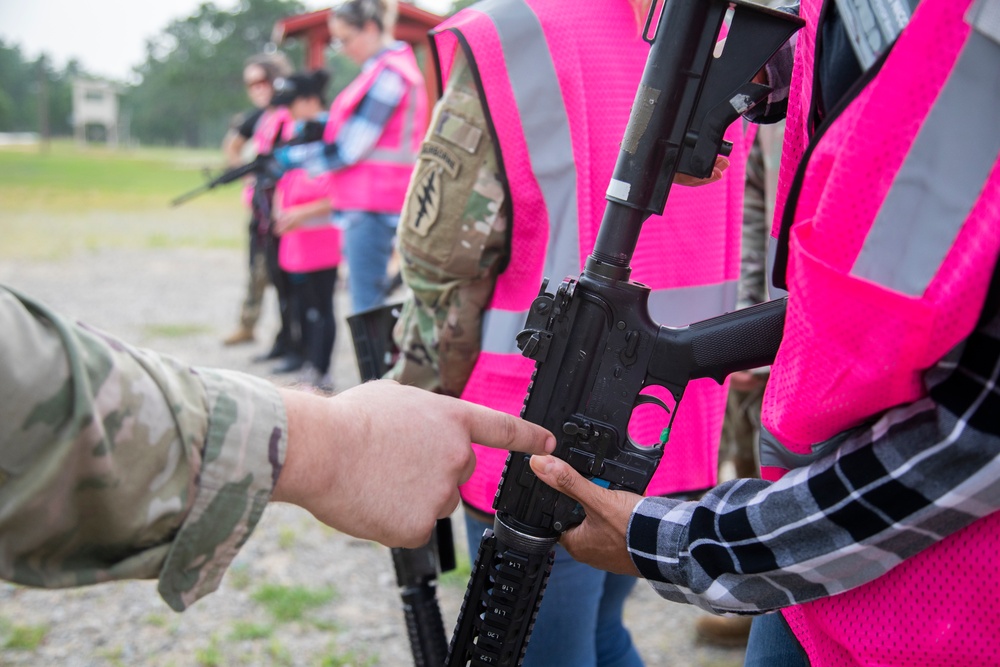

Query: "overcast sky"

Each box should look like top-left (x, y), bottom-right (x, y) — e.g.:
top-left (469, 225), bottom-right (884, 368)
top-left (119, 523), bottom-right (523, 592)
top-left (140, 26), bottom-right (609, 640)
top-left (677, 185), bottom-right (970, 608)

top-left (0, 0), bottom-right (453, 82)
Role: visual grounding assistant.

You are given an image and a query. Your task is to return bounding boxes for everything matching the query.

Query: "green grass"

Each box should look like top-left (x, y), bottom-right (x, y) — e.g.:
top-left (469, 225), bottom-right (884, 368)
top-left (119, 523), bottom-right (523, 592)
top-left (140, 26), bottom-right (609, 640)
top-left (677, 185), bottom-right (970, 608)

top-left (267, 638), bottom-right (294, 666)
top-left (439, 548), bottom-right (472, 587)
top-left (2, 622), bottom-right (48, 650)
top-left (229, 621), bottom-right (275, 641)
top-left (143, 323), bottom-right (214, 339)
top-left (251, 583), bottom-right (337, 623)
top-left (0, 140), bottom-right (239, 210)
top-left (226, 563), bottom-right (253, 591)
top-left (195, 635), bottom-right (223, 667)
top-left (277, 526), bottom-right (298, 549)
top-left (0, 141), bottom-right (247, 260)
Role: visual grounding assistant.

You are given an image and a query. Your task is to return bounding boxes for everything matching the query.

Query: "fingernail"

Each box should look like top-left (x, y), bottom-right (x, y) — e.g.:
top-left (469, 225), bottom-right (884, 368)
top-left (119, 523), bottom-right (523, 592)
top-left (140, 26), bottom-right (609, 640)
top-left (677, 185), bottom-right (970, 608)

top-left (531, 454), bottom-right (554, 475)
top-left (544, 436), bottom-right (556, 453)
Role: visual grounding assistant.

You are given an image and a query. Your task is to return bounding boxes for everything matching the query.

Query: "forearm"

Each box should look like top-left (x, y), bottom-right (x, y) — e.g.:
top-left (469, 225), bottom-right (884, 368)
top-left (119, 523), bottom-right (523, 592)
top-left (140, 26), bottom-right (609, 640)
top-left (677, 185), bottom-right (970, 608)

top-left (278, 69), bottom-right (407, 177)
top-left (0, 287), bottom-right (287, 611)
top-left (629, 358), bottom-right (1000, 614)
top-left (222, 131), bottom-right (247, 167)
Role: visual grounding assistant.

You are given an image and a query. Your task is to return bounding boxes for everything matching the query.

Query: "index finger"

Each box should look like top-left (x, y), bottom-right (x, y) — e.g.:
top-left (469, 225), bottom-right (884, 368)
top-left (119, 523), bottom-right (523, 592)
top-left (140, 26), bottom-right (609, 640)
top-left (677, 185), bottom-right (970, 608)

top-left (460, 401), bottom-right (556, 455)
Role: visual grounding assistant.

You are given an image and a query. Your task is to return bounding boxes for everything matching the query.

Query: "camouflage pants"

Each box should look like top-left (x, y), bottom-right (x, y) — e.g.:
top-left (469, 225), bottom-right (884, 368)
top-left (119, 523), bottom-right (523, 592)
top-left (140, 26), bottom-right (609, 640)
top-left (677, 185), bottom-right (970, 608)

top-left (239, 231), bottom-right (270, 331)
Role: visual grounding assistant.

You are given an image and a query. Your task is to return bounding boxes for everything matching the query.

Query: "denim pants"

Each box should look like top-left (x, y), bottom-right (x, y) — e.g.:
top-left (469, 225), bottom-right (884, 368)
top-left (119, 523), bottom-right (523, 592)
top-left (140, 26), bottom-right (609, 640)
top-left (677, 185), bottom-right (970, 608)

top-left (464, 513), bottom-right (645, 667)
top-left (743, 612), bottom-right (809, 667)
top-left (335, 210), bottom-right (398, 314)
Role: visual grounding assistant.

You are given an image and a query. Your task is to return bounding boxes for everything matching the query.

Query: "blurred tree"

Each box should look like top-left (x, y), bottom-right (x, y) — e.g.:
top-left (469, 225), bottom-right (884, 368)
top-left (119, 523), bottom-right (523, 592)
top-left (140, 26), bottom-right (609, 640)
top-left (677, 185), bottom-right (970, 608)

top-left (126, 0), bottom-right (305, 147)
top-left (0, 41), bottom-right (76, 136)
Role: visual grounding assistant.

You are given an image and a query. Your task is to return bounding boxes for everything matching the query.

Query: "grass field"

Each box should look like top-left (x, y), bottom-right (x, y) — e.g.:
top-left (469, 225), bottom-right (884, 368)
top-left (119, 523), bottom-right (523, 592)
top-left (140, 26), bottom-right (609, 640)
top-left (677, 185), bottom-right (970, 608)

top-left (0, 140), bottom-right (248, 260)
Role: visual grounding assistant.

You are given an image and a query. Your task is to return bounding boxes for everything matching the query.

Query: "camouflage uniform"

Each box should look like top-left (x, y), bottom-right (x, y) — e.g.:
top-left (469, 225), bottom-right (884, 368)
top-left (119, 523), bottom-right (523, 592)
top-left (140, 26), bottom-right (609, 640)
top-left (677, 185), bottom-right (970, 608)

top-left (386, 51), bottom-right (509, 397)
top-left (0, 286), bottom-right (286, 611)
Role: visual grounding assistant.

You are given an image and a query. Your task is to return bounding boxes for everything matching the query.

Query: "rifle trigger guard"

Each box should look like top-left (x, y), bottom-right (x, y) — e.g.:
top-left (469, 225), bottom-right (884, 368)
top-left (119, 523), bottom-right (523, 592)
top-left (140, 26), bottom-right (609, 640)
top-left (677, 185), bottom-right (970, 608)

top-left (634, 393), bottom-right (670, 414)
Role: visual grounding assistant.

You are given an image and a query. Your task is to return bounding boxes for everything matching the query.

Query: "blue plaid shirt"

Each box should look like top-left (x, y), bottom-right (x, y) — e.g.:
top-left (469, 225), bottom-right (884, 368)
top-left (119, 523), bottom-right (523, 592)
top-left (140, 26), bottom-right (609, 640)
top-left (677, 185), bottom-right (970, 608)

top-left (628, 307), bottom-right (1000, 614)
top-left (275, 44), bottom-right (408, 177)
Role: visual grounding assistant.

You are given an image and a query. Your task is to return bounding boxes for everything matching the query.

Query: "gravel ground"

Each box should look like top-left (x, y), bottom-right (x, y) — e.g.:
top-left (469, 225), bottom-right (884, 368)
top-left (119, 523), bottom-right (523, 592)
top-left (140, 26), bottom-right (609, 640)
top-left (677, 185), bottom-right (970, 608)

top-left (0, 240), bottom-right (747, 667)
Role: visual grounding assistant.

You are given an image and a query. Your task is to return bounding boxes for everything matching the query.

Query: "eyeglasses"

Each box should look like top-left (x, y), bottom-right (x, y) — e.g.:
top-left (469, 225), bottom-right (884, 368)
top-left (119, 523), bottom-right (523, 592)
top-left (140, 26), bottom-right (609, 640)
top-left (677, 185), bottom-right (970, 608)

top-left (329, 30), bottom-right (360, 52)
top-left (245, 78), bottom-right (270, 89)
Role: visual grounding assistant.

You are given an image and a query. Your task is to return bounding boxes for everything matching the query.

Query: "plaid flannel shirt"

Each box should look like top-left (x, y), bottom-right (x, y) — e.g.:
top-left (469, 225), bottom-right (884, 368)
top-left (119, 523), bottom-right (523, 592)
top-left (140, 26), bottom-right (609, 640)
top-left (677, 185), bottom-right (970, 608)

top-left (628, 309), bottom-right (1000, 615)
top-left (277, 46), bottom-right (408, 177)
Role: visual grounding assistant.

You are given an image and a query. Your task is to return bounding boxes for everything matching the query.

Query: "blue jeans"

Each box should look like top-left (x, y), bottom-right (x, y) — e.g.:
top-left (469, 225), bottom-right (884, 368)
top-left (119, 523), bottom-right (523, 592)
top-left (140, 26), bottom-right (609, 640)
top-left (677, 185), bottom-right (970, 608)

top-left (336, 210), bottom-right (398, 314)
top-left (464, 513), bottom-right (645, 667)
top-left (743, 612), bottom-right (809, 667)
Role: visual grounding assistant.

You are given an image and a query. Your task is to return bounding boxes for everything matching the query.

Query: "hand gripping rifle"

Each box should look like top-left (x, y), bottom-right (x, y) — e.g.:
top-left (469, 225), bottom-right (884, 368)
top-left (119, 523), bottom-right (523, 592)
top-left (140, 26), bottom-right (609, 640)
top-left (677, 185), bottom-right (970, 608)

top-left (347, 303), bottom-right (457, 667)
top-left (446, 1), bottom-right (803, 665)
top-left (169, 119), bottom-right (325, 207)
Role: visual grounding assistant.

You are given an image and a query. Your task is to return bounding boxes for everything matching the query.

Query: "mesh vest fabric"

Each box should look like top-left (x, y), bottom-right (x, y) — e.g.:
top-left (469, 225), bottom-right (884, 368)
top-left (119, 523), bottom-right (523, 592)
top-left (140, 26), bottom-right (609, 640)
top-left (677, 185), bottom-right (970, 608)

top-left (762, 0), bottom-right (1000, 663)
top-left (432, 0), bottom-right (747, 512)
top-left (324, 45), bottom-right (428, 213)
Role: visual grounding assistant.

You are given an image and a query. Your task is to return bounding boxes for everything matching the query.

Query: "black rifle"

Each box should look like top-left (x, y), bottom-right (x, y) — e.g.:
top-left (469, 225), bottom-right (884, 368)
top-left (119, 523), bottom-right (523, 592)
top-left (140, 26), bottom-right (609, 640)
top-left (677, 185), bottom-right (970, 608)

top-left (446, 1), bottom-right (803, 665)
top-left (170, 118), bottom-right (324, 207)
top-left (170, 154), bottom-right (273, 208)
top-left (346, 303), bottom-right (457, 667)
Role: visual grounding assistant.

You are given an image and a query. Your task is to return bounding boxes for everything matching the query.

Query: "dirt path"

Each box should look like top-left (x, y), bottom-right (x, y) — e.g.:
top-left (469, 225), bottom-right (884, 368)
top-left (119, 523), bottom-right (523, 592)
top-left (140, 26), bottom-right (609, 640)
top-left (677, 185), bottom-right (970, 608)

top-left (0, 242), bottom-right (746, 667)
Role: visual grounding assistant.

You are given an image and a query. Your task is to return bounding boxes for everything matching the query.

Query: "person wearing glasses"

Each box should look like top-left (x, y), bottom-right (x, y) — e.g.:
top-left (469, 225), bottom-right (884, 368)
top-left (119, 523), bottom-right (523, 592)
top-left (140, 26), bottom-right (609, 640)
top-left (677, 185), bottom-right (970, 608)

top-left (273, 0), bottom-right (428, 315)
top-left (220, 53), bottom-right (294, 351)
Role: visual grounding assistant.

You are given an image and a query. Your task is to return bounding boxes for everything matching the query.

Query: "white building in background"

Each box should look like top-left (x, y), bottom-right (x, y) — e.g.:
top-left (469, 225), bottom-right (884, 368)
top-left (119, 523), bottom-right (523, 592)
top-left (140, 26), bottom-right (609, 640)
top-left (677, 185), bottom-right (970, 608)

top-left (71, 78), bottom-right (124, 146)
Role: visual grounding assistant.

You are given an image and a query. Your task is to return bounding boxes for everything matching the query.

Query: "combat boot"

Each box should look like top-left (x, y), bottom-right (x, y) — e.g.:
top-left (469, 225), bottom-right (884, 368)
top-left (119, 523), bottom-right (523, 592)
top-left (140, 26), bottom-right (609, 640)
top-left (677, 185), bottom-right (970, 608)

top-left (222, 326), bottom-right (255, 346)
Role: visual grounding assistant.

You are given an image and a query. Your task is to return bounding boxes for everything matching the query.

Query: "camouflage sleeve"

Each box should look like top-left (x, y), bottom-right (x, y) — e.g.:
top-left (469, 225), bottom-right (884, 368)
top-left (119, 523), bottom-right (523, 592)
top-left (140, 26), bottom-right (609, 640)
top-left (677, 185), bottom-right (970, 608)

top-left (386, 50), bottom-right (509, 397)
top-left (0, 286), bottom-right (287, 611)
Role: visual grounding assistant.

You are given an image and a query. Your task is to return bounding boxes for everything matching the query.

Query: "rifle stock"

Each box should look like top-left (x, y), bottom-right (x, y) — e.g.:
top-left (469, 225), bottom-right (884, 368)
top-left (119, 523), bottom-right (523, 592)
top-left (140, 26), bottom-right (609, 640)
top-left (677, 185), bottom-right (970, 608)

top-left (447, 1), bottom-right (802, 665)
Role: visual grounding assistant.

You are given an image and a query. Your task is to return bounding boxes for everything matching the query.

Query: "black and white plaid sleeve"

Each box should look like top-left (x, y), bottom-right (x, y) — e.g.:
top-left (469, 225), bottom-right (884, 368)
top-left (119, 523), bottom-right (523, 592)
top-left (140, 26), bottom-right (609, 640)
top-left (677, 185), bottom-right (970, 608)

top-left (627, 313), bottom-right (1000, 615)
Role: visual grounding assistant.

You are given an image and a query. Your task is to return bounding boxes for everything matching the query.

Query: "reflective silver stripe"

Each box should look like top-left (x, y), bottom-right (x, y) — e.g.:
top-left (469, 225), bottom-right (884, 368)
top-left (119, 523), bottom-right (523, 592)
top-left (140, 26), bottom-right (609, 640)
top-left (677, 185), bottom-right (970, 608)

top-left (298, 213), bottom-right (334, 229)
top-left (851, 27), bottom-right (1000, 296)
top-left (967, 0), bottom-right (1000, 45)
top-left (367, 86), bottom-right (421, 164)
top-left (476, 0), bottom-right (581, 286)
top-left (472, 1), bottom-right (738, 356)
top-left (646, 280), bottom-right (738, 326)
top-left (480, 281), bottom-right (738, 354)
top-left (758, 426), bottom-right (848, 471)
top-left (766, 234), bottom-right (789, 299)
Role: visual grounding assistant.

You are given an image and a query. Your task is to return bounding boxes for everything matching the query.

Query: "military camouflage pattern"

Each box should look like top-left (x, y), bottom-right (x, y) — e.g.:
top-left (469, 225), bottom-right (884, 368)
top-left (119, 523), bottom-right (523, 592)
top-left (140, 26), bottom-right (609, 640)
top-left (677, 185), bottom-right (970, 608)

top-left (0, 286), bottom-right (287, 611)
top-left (387, 50), bottom-right (509, 397)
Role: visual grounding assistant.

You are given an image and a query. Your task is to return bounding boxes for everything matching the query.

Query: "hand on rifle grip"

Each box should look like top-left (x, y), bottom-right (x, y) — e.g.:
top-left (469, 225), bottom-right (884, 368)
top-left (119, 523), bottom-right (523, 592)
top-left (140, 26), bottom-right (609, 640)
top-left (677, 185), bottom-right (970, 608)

top-left (674, 155), bottom-right (730, 187)
top-left (528, 455), bottom-right (643, 577)
top-left (252, 153), bottom-right (286, 190)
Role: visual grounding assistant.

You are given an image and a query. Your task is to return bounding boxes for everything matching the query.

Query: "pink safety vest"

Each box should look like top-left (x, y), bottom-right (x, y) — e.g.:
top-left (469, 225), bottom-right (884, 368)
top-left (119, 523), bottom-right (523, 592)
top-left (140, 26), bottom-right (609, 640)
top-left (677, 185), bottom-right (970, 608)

top-left (761, 0), bottom-right (1000, 663)
top-left (432, 0), bottom-right (748, 513)
top-left (323, 44), bottom-right (428, 214)
top-left (243, 107), bottom-right (294, 208)
top-left (275, 168), bottom-right (341, 274)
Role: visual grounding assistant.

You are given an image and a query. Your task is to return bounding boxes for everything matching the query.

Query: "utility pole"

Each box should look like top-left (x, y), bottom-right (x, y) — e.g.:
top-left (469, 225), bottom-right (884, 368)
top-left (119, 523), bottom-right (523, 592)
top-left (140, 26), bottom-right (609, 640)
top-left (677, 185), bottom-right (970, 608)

top-left (37, 57), bottom-right (50, 153)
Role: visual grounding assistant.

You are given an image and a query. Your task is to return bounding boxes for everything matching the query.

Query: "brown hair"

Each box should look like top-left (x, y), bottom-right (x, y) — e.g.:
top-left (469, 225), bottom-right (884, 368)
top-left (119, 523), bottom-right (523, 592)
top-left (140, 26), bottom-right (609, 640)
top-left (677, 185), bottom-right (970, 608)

top-left (332, 0), bottom-right (398, 34)
top-left (244, 51), bottom-right (293, 83)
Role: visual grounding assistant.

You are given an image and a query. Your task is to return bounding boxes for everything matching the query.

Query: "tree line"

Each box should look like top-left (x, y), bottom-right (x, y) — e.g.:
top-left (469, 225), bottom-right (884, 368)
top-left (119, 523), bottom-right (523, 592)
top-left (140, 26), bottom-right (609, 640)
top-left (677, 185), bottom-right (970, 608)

top-left (0, 0), bottom-right (485, 148)
top-left (2, 0), bottom-right (303, 147)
